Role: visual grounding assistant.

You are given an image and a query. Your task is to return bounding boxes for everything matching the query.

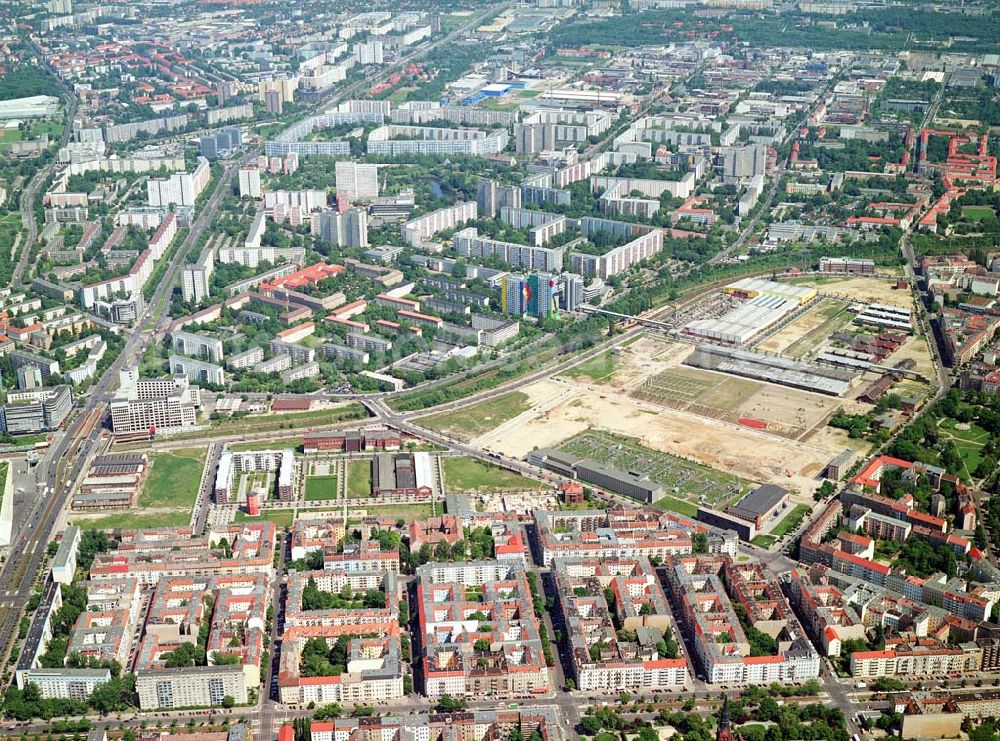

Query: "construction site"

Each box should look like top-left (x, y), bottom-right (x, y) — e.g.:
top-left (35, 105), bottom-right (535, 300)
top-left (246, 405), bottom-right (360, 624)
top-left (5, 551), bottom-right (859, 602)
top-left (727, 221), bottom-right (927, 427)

top-left (482, 274), bottom-right (936, 503)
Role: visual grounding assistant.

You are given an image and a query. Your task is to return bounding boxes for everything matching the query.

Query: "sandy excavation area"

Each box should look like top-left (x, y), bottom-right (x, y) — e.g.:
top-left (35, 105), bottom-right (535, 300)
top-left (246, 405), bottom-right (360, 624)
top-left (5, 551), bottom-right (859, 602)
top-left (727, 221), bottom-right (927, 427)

top-left (492, 383), bottom-right (848, 497)
top-left (598, 336), bottom-right (691, 392)
top-left (733, 384), bottom-right (841, 437)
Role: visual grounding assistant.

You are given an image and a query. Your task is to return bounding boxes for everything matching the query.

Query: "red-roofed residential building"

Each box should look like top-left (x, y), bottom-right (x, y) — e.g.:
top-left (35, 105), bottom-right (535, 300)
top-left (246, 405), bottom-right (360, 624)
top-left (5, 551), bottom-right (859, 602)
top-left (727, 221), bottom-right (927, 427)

top-left (851, 642), bottom-right (982, 678)
top-left (262, 262), bottom-right (344, 292)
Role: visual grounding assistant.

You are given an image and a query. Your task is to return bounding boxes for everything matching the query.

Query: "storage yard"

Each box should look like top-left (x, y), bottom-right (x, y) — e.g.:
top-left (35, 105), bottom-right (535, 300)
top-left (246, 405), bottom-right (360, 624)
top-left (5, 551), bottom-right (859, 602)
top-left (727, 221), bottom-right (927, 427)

top-left (555, 430), bottom-right (742, 513)
top-left (682, 277), bottom-right (817, 346)
top-left (684, 345), bottom-right (857, 396)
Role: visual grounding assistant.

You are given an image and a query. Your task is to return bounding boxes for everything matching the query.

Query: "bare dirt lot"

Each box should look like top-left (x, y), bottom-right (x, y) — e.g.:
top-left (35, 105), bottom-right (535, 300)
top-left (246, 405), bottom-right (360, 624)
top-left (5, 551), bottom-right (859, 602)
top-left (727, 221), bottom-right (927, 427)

top-left (792, 275), bottom-right (913, 307)
top-left (755, 299), bottom-right (853, 358)
top-left (491, 382), bottom-right (852, 496)
top-left (890, 332), bottom-right (938, 380)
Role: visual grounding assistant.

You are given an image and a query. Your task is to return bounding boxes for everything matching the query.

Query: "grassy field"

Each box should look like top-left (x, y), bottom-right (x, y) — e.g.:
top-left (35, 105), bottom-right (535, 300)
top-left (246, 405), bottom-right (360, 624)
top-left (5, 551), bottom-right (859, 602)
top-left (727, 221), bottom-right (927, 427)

top-left (74, 509), bottom-right (192, 531)
top-left (200, 404), bottom-right (367, 438)
top-left (769, 504), bottom-right (812, 538)
top-left (72, 449), bottom-right (209, 532)
top-left (442, 457), bottom-right (543, 493)
top-left (0, 128), bottom-right (22, 147)
top-left (962, 205), bottom-right (996, 222)
top-left (353, 503), bottom-right (435, 521)
top-left (938, 417), bottom-right (989, 474)
top-left (347, 460), bottom-right (372, 498)
top-left (752, 534), bottom-right (777, 548)
top-left (235, 510), bottom-right (295, 528)
top-left (562, 351), bottom-right (617, 383)
top-left (654, 495), bottom-right (698, 518)
top-left (140, 448), bottom-right (206, 509)
top-left (5, 432), bottom-right (49, 446)
top-left (388, 86), bottom-right (418, 103)
top-left (230, 437), bottom-right (304, 452)
top-left (419, 392), bottom-right (531, 441)
top-left (304, 475), bottom-right (338, 501)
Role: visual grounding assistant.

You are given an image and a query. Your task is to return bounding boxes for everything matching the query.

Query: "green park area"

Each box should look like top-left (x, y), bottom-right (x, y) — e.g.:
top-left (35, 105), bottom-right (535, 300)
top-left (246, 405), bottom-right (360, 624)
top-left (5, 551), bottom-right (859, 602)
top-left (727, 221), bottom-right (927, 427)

top-left (304, 475), bottom-right (338, 501)
top-left (938, 417), bottom-right (990, 475)
top-left (419, 392), bottom-right (531, 441)
top-left (441, 456), bottom-right (543, 493)
top-left (347, 460), bottom-right (372, 498)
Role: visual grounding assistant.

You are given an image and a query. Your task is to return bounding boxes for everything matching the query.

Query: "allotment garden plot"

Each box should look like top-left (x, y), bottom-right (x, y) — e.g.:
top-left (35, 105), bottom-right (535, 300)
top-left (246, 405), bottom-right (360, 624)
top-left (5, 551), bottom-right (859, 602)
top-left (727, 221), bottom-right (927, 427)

top-left (557, 430), bottom-right (742, 514)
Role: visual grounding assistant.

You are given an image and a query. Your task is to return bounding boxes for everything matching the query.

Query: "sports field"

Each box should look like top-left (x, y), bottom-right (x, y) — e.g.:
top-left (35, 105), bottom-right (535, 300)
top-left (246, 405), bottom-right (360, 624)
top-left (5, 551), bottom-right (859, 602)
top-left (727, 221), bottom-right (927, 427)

top-left (962, 205), bottom-right (996, 222)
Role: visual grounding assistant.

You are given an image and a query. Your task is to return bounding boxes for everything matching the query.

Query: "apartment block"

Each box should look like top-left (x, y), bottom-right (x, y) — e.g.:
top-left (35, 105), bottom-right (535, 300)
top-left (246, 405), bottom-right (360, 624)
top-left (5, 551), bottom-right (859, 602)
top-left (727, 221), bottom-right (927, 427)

top-left (663, 555), bottom-right (820, 685)
top-left (555, 557), bottom-right (688, 692)
top-left (416, 561), bottom-right (550, 698)
top-left (533, 507), bottom-right (737, 567)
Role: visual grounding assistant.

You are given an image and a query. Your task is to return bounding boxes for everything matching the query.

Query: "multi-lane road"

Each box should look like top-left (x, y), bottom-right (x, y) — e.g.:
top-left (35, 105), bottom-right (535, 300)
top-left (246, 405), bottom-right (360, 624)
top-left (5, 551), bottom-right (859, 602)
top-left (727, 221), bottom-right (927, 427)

top-left (0, 160), bottom-right (240, 674)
